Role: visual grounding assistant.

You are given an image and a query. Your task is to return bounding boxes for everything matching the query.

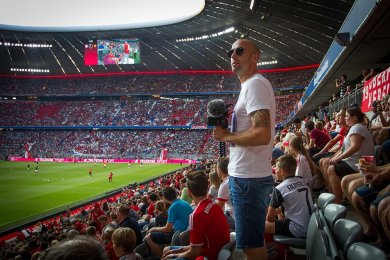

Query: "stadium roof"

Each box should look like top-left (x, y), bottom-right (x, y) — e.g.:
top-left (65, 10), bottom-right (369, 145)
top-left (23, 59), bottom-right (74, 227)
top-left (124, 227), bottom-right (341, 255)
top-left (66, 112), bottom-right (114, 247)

top-left (0, 0), bottom-right (355, 75)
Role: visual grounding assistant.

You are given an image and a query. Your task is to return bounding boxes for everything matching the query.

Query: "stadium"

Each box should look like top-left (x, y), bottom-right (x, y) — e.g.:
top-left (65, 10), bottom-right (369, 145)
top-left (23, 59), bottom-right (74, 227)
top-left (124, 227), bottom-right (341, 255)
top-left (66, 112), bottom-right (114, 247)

top-left (0, 0), bottom-right (389, 259)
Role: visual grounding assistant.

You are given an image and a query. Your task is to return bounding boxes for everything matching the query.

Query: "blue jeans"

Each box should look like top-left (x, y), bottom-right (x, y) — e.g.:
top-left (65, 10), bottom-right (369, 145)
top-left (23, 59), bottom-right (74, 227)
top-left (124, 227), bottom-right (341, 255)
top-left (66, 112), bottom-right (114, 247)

top-left (229, 175), bottom-right (274, 249)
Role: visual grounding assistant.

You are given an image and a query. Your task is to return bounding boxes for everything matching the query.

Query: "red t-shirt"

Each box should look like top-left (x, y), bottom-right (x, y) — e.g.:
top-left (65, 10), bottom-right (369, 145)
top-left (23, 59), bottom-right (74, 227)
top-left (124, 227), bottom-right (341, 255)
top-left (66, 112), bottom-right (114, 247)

top-left (189, 199), bottom-right (230, 260)
top-left (337, 127), bottom-right (349, 146)
top-left (147, 202), bottom-right (155, 216)
top-left (310, 129), bottom-right (330, 148)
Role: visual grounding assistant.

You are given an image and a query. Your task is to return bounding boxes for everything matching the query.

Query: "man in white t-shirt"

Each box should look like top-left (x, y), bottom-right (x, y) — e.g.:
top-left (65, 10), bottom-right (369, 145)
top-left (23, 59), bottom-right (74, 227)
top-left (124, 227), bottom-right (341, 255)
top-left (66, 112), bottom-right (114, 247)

top-left (215, 157), bottom-right (235, 231)
top-left (213, 38), bottom-right (276, 260)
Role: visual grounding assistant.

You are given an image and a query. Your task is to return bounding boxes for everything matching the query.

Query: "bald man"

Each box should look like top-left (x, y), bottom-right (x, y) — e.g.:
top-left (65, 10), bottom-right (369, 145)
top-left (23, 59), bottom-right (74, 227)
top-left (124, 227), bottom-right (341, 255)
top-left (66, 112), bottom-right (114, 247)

top-left (214, 39), bottom-right (276, 260)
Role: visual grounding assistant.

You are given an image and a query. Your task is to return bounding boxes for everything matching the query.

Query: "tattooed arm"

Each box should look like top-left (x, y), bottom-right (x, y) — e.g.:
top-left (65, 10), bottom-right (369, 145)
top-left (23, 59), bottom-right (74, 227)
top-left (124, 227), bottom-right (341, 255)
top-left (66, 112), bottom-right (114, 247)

top-left (213, 109), bottom-right (272, 146)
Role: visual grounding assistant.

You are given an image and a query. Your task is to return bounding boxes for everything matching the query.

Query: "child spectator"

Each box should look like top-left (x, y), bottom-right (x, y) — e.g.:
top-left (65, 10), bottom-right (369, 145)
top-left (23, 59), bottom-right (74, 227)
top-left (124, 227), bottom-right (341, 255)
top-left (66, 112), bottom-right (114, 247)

top-left (112, 227), bottom-right (143, 260)
top-left (265, 155), bottom-right (314, 238)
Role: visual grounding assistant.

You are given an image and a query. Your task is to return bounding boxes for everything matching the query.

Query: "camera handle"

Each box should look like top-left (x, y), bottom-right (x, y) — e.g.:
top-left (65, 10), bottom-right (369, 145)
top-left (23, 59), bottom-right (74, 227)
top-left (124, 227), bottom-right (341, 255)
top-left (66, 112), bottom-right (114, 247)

top-left (219, 141), bottom-right (226, 157)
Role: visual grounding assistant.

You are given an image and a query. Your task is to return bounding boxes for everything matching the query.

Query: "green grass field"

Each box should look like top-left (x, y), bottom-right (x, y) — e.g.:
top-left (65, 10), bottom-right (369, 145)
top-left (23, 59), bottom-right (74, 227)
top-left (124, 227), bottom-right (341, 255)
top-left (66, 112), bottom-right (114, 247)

top-left (0, 161), bottom-right (185, 233)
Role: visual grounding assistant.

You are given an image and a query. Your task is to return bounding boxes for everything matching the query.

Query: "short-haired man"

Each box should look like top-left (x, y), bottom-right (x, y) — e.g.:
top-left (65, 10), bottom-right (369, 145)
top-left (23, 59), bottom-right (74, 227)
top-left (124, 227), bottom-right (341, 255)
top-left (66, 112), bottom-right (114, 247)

top-left (162, 171), bottom-right (229, 260)
top-left (117, 205), bottom-right (142, 246)
top-left (265, 155), bottom-right (314, 238)
top-left (213, 38), bottom-right (276, 259)
top-left (145, 187), bottom-right (193, 258)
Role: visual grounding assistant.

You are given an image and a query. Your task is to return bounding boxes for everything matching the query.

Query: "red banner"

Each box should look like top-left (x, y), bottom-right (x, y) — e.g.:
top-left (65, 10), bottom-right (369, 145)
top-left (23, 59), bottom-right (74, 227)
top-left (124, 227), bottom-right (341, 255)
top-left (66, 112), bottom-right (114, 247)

top-left (361, 67), bottom-right (390, 112)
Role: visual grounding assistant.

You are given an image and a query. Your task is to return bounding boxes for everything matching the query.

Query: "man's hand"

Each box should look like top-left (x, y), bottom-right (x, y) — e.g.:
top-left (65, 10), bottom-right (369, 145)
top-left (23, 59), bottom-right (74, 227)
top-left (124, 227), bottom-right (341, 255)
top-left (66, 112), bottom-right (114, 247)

top-left (213, 126), bottom-right (230, 142)
top-left (162, 248), bottom-right (182, 259)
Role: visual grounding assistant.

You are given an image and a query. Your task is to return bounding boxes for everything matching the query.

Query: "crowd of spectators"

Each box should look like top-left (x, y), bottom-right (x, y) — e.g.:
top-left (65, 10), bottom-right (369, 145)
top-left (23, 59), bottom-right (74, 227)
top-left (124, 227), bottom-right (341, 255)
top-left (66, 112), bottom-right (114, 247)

top-left (0, 130), bottom-right (219, 160)
top-left (0, 160), bottom-right (239, 260)
top-left (270, 66), bottom-right (390, 254)
top-left (0, 166), bottom-right (191, 259)
top-left (0, 69), bottom-right (314, 96)
top-left (0, 94), bottom-right (302, 127)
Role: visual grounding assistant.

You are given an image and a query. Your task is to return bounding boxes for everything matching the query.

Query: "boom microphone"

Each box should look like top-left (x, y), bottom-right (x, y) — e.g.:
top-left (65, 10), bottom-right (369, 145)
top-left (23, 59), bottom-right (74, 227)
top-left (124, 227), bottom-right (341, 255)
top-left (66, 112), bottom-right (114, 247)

top-left (206, 99), bottom-right (228, 157)
top-left (207, 99), bottom-right (227, 118)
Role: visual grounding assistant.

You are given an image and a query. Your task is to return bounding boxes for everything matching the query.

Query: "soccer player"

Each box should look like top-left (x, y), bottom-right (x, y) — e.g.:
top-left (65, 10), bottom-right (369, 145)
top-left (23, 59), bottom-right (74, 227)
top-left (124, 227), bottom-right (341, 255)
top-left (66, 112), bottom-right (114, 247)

top-left (27, 164), bottom-right (30, 172)
top-left (108, 172), bottom-right (113, 182)
top-left (89, 168), bottom-right (93, 177)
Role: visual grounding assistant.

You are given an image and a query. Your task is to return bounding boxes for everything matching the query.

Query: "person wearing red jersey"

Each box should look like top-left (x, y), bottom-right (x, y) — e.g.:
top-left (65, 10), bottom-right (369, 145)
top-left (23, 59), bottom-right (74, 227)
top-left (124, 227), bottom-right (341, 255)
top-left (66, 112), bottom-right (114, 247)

top-left (108, 172), bottom-right (113, 182)
top-left (89, 168), bottom-right (93, 177)
top-left (162, 170), bottom-right (230, 260)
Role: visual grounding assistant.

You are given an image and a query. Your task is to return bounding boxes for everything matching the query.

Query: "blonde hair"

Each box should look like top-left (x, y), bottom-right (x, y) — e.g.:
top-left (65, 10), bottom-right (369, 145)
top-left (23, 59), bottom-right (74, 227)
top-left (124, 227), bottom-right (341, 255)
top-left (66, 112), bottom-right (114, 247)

top-left (209, 171), bottom-right (221, 190)
top-left (155, 200), bottom-right (166, 215)
top-left (111, 227), bottom-right (136, 254)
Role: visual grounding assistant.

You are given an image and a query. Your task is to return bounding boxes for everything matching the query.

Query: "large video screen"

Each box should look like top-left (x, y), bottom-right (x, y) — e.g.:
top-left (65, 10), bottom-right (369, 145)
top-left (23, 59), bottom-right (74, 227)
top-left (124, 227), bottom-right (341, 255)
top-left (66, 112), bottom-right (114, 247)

top-left (84, 38), bottom-right (141, 66)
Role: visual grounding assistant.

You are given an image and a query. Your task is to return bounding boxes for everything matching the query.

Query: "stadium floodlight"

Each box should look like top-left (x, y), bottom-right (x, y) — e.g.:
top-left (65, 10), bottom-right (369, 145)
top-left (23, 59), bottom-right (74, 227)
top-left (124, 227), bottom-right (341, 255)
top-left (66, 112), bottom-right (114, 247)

top-left (250, 0), bottom-right (257, 10)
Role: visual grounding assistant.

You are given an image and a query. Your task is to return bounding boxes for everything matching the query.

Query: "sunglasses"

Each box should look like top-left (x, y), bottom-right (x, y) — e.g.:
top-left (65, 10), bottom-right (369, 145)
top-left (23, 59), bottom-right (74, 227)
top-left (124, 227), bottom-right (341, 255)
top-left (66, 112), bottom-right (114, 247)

top-left (227, 47), bottom-right (245, 58)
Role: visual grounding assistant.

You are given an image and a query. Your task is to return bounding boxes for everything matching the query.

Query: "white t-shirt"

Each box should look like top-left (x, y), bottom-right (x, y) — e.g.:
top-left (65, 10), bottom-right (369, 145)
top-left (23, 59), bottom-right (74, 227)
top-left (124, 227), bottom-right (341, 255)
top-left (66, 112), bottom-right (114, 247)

top-left (208, 185), bottom-right (218, 202)
top-left (228, 73), bottom-right (276, 178)
top-left (270, 176), bottom-right (314, 238)
top-left (295, 154), bottom-right (312, 184)
top-left (342, 123), bottom-right (375, 171)
top-left (217, 177), bottom-right (234, 219)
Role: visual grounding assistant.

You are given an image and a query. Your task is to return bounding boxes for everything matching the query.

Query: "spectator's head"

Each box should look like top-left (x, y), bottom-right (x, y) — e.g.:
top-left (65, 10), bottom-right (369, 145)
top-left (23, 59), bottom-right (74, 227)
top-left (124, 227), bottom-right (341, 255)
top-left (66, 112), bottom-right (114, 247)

top-left (116, 205), bottom-right (130, 223)
top-left (111, 227), bottom-right (136, 257)
top-left (216, 156), bottom-right (229, 177)
top-left (276, 154), bottom-right (297, 179)
top-left (98, 215), bottom-right (109, 227)
top-left (186, 170), bottom-right (209, 198)
top-left (305, 120), bottom-right (315, 131)
top-left (346, 106), bottom-right (365, 126)
top-left (289, 136), bottom-right (305, 155)
top-left (292, 117), bottom-right (301, 128)
top-left (44, 236), bottom-right (108, 260)
top-left (162, 187), bottom-right (177, 202)
top-left (103, 226), bottom-right (116, 242)
top-left (148, 192), bottom-right (158, 203)
top-left (85, 226), bottom-right (96, 236)
top-left (315, 120), bottom-right (324, 130)
top-left (337, 108), bottom-right (347, 125)
top-left (208, 170), bottom-right (221, 189)
top-left (154, 200), bottom-right (166, 215)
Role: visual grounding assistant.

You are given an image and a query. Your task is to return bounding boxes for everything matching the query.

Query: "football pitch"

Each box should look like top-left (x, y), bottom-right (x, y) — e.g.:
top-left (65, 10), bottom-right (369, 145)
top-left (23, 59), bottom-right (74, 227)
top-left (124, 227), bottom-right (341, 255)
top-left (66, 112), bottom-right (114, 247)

top-left (0, 161), bottom-right (186, 233)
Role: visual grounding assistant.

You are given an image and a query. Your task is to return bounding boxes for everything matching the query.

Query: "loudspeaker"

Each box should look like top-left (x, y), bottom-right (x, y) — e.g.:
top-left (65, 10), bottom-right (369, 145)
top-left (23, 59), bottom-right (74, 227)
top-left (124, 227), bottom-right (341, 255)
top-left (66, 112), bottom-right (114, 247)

top-left (335, 32), bottom-right (351, 46)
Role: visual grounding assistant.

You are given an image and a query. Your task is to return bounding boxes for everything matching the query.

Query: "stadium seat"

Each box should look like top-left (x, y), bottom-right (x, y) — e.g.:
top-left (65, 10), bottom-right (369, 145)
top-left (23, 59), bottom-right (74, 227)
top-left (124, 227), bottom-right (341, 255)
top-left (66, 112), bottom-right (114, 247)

top-left (332, 219), bottom-right (362, 257)
top-left (217, 232), bottom-right (245, 260)
top-left (346, 242), bottom-right (387, 260)
top-left (317, 193), bottom-right (336, 210)
top-left (307, 175), bottom-right (318, 197)
top-left (273, 211), bottom-right (321, 259)
top-left (321, 204), bottom-right (347, 232)
top-left (322, 225), bottom-right (342, 260)
top-left (309, 229), bottom-right (332, 260)
top-left (179, 230), bottom-right (190, 246)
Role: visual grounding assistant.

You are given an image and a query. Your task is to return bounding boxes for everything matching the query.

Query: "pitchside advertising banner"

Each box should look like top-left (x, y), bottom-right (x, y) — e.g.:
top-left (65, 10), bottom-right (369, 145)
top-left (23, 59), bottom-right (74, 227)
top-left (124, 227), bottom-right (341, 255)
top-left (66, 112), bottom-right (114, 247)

top-left (361, 67), bottom-right (390, 112)
top-left (9, 157), bottom-right (197, 164)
